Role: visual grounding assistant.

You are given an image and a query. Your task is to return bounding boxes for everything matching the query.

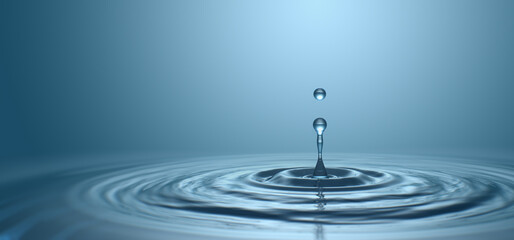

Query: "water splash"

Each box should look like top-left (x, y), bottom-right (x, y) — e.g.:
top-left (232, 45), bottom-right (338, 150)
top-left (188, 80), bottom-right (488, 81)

top-left (313, 118), bottom-right (328, 177)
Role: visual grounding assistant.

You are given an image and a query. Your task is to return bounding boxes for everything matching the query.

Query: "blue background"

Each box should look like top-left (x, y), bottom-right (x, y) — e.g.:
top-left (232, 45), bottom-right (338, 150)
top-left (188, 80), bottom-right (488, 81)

top-left (1, 0), bottom-right (514, 160)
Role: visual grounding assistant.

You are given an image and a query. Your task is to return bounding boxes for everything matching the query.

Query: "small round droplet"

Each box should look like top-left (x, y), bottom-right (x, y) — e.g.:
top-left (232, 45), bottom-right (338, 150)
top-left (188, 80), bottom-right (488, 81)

top-left (313, 88), bottom-right (326, 101)
top-left (313, 118), bottom-right (327, 135)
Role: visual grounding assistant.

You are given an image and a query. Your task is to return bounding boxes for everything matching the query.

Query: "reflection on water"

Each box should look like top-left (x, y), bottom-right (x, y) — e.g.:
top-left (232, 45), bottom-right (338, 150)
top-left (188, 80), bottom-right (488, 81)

top-left (315, 224), bottom-right (325, 240)
top-left (1, 154), bottom-right (514, 239)
top-left (315, 179), bottom-right (326, 240)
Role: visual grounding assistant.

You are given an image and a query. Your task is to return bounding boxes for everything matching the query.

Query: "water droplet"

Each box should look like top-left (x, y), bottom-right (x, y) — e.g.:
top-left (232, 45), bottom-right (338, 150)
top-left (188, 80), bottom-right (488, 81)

top-left (313, 88), bottom-right (326, 101)
top-left (313, 118), bottom-right (327, 135)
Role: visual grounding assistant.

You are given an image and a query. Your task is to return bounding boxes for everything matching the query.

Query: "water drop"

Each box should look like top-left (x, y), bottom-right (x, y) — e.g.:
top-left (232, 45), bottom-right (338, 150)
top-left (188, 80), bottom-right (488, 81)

top-left (313, 88), bottom-right (326, 101)
top-left (313, 118), bottom-right (327, 135)
top-left (313, 118), bottom-right (328, 177)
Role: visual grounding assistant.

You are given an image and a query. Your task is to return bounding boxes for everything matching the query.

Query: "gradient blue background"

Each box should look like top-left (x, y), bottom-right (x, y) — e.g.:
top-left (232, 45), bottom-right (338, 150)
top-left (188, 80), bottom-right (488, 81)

top-left (1, 0), bottom-right (514, 160)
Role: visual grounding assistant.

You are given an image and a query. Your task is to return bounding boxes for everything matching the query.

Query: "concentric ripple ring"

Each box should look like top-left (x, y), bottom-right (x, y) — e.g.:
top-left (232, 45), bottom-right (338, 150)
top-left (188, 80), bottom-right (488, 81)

top-left (69, 154), bottom-right (514, 239)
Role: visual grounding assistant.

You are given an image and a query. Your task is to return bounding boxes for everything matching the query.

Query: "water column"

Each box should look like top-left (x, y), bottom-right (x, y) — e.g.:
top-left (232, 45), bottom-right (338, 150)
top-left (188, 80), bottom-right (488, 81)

top-left (313, 88), bottom-right (328, 178)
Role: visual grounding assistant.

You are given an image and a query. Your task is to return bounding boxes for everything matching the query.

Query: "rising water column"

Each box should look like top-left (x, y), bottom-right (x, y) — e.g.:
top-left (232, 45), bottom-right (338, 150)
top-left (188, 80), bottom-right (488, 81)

top-left (313, 88), bottom-right (328, 178)
top-left (313, 118), bottom-right (328, 177)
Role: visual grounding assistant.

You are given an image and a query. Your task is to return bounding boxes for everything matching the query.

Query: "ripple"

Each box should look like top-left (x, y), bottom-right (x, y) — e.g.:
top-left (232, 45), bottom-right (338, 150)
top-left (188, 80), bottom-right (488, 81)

top-left (69, 154), bottom-right (514, 239)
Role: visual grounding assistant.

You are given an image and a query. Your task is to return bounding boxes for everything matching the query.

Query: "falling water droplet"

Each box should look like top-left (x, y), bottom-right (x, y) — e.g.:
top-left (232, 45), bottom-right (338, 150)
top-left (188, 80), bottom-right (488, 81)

top-left (313, 118), bottom-right (328, 178)
top-left (313, 88), bottom-right (326, 101)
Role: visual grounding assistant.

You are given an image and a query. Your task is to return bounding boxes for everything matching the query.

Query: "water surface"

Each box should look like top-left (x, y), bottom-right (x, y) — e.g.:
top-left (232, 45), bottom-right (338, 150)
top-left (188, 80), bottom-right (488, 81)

top-left (1, 153), bottom-right (513, 240)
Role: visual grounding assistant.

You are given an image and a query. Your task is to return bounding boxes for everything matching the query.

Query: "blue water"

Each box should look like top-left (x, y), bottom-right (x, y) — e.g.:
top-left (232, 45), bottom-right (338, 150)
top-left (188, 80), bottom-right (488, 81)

top-left (1, 153), bottom-right (513, 240)
top-left (313, 118), bottom-right (328, 177)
